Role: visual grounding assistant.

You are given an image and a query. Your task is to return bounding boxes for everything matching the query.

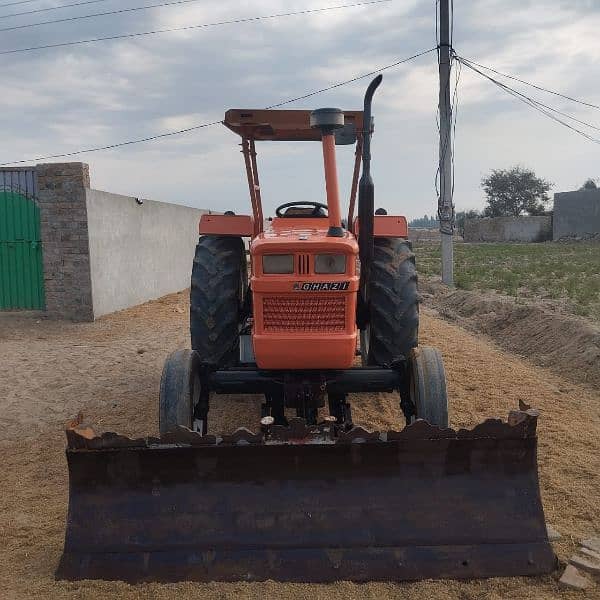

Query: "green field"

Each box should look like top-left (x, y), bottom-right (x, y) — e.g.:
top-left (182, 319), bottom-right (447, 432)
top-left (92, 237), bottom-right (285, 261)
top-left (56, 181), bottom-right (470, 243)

top-left (415, 241), bottom-right (600, 322)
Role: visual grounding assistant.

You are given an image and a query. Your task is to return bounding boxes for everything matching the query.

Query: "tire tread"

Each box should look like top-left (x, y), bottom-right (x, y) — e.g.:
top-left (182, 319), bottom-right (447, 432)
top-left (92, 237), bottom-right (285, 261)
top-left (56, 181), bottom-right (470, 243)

top-left (190, 236), bottom-right (245, 366)
top-left (366, 237), bottom-right (419, 366)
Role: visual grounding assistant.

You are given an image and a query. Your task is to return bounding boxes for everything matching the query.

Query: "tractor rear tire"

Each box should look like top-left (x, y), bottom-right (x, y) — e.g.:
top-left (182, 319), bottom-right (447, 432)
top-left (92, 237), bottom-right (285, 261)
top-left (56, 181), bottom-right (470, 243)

top-left (361, 237), bottom-right (418, 367)
top-left (408, 346), bottom-right (449, 428)
top-left (190, 235), bottom-right (247, 367)
top-left (159, 349), bottom-right (202, 435)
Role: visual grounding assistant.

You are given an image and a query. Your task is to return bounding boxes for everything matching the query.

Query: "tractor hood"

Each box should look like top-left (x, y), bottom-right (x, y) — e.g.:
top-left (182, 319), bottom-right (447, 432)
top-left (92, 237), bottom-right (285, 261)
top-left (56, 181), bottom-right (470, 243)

top-left (252, 217), bottom-right (359, 255)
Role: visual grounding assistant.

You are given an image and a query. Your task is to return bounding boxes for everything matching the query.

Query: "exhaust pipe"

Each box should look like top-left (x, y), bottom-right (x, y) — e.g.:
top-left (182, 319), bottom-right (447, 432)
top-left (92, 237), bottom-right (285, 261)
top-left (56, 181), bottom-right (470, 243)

top-left (357, 74), bottom-right (383, 322)
top-left (358, 75), bottom-right (383, 274)
top-left (311, 107), bottom-right (345, 237)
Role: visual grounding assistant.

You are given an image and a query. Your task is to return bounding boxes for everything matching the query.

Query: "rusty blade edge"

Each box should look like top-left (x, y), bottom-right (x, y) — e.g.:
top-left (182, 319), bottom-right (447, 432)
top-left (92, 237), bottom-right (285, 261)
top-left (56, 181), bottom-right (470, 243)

top-left (65, 405), bottom-right (539, 450)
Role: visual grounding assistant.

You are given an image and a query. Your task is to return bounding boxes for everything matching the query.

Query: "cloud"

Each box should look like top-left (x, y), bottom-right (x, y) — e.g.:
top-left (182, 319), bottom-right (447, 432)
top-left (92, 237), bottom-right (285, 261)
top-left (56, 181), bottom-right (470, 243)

top-left (0, 0), bottom-right (599, 218)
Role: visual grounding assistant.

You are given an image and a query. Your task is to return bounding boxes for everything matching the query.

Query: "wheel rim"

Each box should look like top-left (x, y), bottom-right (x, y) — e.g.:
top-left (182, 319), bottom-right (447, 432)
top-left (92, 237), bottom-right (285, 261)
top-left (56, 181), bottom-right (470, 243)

top-left (408, 359), bottom-right (419, 423)
top-left (191, 372), bottom-right (206, 433)
top-left (192, 373), bottom-right (201, 404)
top-left (360, 325), bottom-right (371, 365)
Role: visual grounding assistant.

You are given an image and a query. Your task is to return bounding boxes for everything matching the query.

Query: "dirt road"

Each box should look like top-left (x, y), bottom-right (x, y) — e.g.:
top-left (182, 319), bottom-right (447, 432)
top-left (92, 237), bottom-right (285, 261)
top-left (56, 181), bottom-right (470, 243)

top-left (1, 291), bottom-right (599, 599)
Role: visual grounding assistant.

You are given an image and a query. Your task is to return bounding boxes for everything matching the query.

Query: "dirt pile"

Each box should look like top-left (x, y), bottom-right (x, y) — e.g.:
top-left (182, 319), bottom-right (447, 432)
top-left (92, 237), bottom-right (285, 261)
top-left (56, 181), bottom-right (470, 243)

top-left (421, 280), bottom-right (600, 389)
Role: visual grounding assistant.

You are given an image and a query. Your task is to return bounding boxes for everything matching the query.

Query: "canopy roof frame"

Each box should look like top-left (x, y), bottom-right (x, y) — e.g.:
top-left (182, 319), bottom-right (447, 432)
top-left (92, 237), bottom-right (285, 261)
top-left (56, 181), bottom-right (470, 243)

top-left (226, 109), bottom-right (367, 229)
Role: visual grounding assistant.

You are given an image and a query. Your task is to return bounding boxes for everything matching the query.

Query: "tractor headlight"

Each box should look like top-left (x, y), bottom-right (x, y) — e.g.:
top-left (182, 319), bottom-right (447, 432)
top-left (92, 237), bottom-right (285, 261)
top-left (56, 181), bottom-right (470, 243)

top-left (315, 254), bottom-right (346, 274)
top-left (263, 254), bottom-right (294, 274)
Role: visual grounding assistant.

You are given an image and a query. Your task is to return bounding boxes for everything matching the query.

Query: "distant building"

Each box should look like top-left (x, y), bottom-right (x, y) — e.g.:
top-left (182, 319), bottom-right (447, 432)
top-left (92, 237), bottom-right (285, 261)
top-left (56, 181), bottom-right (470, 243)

top-left (553, 188), bottom-right (600, 240)
top-left (463, 216), bottom-right (552, 243)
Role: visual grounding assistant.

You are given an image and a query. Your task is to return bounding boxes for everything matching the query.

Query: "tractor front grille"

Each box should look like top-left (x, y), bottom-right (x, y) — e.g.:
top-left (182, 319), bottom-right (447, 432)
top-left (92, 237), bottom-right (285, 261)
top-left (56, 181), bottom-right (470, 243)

top-left (298, 254), bottom-right (310, 275)
top-left (262, 296), bottom-right (346, 332)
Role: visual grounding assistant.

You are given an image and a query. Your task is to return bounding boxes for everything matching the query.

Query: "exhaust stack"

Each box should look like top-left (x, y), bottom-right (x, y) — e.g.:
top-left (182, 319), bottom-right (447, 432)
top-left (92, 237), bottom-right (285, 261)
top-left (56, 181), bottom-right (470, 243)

top-left (358, 75), bottom-right (383, 279)
top-left (310, 107), bottom-right (345, 237)
top-left (357, 75), bottom-right (383, 326)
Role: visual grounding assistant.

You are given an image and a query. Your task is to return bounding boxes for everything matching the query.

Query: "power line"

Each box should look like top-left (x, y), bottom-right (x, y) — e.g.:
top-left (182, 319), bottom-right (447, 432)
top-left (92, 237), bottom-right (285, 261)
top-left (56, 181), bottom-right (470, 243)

top-left (267, 47), bottom-right (436, 108)
top-left (0, 47), bottom-right (436, 166)
top-left (0, 0), bottom-right (392, 54)
top-left (1, 120), bottom-right (223, 166)
top-left (0, 0), bottom-right (114, 18)
top-left (517, 92), bottom-right (600, 132)
top-left (457, 57), bottom-right (600, 146)
top-left (459, 57), bottom-right (600, 133)
top-left (0, 0), bottom-right (40, 8)
top-left (458, 54), bottom-right (600, 111)
top-left (0, 0), bottom-right (48, 9)
top-left (458, 57), bottom-right (600, 137)
top-left (0, 0), bottom-right (36, 7)
top-left (1, 0), bottom-right (207, 30)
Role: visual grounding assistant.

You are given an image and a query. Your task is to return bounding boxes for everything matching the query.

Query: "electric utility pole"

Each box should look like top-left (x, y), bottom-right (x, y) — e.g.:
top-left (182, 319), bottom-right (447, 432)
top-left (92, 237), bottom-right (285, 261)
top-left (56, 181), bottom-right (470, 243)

top-left (438, 0), bottom-right (454, 285)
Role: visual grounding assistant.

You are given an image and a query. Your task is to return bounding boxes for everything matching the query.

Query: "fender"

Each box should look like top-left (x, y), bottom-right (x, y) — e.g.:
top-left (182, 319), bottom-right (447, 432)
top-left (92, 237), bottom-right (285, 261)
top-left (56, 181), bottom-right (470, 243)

top-left (353, 215), bottom-right (408, 238)
top-left (199, 214), bottom-right (254, 236)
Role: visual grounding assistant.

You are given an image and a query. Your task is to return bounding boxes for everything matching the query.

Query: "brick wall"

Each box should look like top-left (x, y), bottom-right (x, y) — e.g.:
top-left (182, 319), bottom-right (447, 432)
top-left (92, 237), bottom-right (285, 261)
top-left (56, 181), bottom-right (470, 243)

top-left (15, 162), bottom-right (210, 321)
top-left (37, 162), bottom-right (94, 321)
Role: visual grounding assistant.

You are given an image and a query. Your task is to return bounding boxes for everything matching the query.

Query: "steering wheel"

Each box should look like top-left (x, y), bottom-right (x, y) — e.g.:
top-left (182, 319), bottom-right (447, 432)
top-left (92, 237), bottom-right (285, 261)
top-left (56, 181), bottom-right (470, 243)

top-left (275, 201), bottom-right (329, 218)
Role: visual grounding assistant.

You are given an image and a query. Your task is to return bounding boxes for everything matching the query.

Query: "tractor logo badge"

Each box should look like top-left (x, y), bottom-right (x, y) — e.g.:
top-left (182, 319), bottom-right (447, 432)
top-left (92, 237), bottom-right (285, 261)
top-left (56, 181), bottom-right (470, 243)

top-left (293, 282), bottom-right (350, 291)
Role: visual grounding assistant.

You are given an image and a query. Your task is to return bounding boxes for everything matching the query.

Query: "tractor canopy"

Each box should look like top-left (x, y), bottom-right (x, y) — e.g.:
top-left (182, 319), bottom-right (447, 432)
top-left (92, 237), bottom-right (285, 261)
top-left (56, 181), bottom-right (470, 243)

top-left (223, 109), bottom-right (368, 144)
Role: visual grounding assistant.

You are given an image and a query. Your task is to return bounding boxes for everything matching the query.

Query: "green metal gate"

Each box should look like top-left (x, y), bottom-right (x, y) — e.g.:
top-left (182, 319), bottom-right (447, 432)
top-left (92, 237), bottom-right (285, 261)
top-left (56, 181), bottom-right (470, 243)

top-left (0, 187), bottom-right (45, 310)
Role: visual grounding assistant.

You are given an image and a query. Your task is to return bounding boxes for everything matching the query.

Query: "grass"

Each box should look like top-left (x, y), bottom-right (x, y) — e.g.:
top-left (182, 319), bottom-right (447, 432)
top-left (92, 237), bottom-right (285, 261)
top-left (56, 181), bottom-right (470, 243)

top-left (415, 241), bottom-right (600, 322)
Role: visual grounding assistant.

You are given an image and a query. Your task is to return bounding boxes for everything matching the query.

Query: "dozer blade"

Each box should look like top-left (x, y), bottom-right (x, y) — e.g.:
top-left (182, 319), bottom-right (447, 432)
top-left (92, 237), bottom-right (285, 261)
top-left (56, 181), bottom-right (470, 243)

top-left (56, 407), bottom-right (556, 583)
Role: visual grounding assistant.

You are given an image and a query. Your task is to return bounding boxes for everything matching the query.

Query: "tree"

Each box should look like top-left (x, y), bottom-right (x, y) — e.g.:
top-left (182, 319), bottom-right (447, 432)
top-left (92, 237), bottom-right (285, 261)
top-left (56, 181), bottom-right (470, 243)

top-left (408, 214), bottom-right (438, 229)
top-left (580, 178), bottom-right (597, 190)
top-left (481, 167), bottom-right (552, 217)
top-left (455, 209), bottom-right (480, 235)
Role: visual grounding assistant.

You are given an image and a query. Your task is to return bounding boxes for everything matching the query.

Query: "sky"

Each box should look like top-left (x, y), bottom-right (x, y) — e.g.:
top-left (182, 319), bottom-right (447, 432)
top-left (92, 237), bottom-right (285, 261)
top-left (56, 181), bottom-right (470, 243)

top-left (1, 0), bottom-right (599, 220)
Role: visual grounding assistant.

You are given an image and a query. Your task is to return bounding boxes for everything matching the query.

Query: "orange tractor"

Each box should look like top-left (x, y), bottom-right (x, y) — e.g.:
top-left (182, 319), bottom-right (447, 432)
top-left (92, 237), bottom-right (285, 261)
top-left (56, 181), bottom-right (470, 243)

top-left (57, 76), bottom-right (555, 583)
top-left (172, 75), bottom-right (439, 433)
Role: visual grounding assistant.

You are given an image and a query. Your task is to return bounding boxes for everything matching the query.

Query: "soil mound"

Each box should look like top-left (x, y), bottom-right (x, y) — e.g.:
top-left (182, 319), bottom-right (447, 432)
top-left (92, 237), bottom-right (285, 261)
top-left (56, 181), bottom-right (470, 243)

top-left (421, 280), bottom-right (600, 389)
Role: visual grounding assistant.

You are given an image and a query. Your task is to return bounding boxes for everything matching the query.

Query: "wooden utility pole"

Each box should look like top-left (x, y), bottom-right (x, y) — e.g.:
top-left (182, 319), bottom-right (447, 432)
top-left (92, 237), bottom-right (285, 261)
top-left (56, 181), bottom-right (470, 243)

top-left (438, 0), bottom-right (454, 285)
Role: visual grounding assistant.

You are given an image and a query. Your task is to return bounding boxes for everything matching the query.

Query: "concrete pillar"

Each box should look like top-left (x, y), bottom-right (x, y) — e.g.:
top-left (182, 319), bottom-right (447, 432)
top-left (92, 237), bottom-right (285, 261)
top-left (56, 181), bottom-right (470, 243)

top-left (36, 162), bottom-right (94, 321)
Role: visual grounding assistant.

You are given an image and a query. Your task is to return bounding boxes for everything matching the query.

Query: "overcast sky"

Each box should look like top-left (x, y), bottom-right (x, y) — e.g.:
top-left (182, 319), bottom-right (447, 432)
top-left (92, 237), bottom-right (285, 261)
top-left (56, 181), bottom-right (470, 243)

top-left (1, 0), bottom-right (599, 219)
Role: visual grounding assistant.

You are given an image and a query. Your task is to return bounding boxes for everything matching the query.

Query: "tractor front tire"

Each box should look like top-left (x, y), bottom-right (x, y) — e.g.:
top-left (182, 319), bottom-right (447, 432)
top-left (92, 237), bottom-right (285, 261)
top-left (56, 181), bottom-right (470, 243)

top-left (361, 237), bottom-right (418, 367)
top-left (159, 349), bottom-right (201, 435)
top-left (408, 346), bottom-right (449, 428)
top-left (190, 235), bottom-right (246, 367)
